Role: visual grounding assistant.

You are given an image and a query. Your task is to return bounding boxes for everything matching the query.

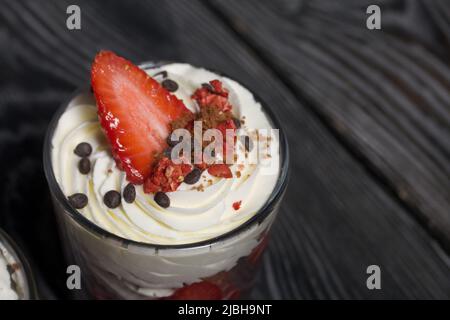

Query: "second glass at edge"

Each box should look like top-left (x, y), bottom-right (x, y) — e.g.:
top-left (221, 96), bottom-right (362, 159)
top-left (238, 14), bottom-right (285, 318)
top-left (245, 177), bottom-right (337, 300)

top-left (43, 62), bottom-right (289, 300)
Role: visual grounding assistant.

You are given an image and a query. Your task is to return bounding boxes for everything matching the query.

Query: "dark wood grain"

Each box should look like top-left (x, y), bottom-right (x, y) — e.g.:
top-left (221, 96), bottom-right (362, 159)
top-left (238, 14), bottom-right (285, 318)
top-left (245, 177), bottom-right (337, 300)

top-left (210, 0), bottom-right (450, 252)
top-left (169, 0), bottom-right (450, 299)
top-left (425, 0), bottom-right (450, 49)
top-left (0, 0), bottom-right (448, 299)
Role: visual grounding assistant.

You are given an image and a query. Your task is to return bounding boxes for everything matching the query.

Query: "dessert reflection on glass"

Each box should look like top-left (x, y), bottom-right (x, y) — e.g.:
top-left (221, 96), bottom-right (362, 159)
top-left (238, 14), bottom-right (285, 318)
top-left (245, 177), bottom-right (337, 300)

top-left (0, 229), bottom-right (36, 300)
top-left (44, 51), bottom-right (288, 299)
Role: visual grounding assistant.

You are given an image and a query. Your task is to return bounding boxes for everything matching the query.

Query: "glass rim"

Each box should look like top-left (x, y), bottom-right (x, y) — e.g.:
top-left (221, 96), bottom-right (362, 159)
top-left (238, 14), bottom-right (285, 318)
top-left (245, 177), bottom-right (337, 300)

top-left (0, 228), bottom-right (38, 299)
top-left (43, 61), bottom-right (290, 251)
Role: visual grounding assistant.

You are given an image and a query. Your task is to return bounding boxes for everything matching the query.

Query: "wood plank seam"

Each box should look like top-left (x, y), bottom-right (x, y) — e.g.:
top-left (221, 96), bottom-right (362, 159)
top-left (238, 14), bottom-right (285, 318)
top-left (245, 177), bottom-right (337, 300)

top-left (203, 0), bottom-right (450, 255)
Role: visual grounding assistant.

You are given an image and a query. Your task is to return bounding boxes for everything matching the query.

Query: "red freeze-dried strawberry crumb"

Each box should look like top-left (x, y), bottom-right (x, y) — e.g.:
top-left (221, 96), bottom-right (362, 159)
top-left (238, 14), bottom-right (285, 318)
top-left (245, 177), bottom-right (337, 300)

top-left (232, 201), bottom-right (242, 211)
top-left (216, 118), bottom-right (237, 160)
top-left (144, 157), bottom-right (192, 193)
top-left (143, 79), bottom-right (238, 194)
top-left (208, 164), bottom-right (233, 178)
top-left (192, 79), bottom-right (232, 112)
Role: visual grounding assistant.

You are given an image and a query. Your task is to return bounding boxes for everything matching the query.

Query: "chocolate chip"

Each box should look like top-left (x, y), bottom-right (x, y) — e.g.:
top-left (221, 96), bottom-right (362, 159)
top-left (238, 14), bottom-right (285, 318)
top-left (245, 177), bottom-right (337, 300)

top-left (68, 193), bottom-right (88, 209)
top-left (163, 147), bottom-right (173, 159)
top-left (184, 168), bottom-right (202, 185)
top-left (232, 117), bottom-right (241, 129)
top-left (153, 70), bottom-right (168, 78)
top-left (167, 135), bottom-right (181, 147)
top-left (6, 264), bottom-right (14, 274)
top-left (74, 142), bottom-right (92, 157)
top-left (241, 135), bottom-right (253, 152)
top-left (154, 192), bottom-right (170, 208)
top-left (103, 190), bottom-right (121, 208)
top-left (78, 157), bottom-right (91, 174)
top-left (201, 82), bottom-right (215, 92)
top-left (162, 79), bottom-right (178, 92)
top-left (123, 183), bottom-right (136, 203)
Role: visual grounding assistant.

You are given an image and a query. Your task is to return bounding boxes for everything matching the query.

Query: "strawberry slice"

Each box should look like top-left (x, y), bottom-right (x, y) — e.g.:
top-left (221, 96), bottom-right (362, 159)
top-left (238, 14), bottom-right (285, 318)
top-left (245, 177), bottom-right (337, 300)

top-left (168, 281), bottom-right (223, 300)
top-left (91, 51), bottom-right (191, 184)
top-left (208, 164), bottom-right (232, 178)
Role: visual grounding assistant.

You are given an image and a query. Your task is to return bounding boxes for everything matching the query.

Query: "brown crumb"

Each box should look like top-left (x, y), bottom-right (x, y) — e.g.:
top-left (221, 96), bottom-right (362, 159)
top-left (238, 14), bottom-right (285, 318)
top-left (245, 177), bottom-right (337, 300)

top-left (198, 105), bottom-right (232, 130)
top-left (195, 184), bottom-right (205, 192)
top-left (7, 263), bottom-right (20, 273)
top-left (170, 111), bottom-right (195, 131)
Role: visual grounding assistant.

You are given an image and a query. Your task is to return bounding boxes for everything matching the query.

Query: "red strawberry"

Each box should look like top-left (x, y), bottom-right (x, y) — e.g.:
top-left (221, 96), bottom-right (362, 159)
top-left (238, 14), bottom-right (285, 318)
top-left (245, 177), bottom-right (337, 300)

top-left (206, 271), bottom-right (241, 300)
top-left (208, 164), bottom-right (232, 178)
top-left (248, 234), bottom-right (269, 265)
top-left (91, 51), bottom-right (192, 184)
top-left (168, 281), bottom-right (223, 300)
top-left (224, 288), bottom-right (241, 300)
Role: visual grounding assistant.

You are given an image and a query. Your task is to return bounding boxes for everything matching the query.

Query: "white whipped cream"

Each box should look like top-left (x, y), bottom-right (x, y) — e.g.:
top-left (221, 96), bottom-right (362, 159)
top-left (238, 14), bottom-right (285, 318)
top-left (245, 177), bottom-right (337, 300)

top-left (51, 63), bottom-right (280, 245)
top-left (0, 245), bottom-right (18, 300)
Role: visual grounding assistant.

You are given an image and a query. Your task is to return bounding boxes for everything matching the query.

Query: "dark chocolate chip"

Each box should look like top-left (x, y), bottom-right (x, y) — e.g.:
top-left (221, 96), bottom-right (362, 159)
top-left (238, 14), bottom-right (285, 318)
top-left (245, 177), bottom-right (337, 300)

top-left (163, 147), bottom-right (173, 159)
top-left (153, 70), bottom-right (168, 78)
top-left (68, 193), bottom-right (88, 209)
top-left (241, 135), bottom-right (253, 152)
top-left (232, 117), bottom-right (241, 129)
top-left (154, 192), bottom-right (170, 208)
top-left (78, 157), bottom-right (91, 174)
top-left (167, 135), bottom-right (181, 147)
top-left (123, 183), bottom-right (136, 204)
top-left (103, 190), bottom-right (121, 208)
top-left (6, 264), bottom-right (15, 275)
top-left (74, 142), bottom-right (92, 157)
top-left (184, 168), bottom-right (202, 185)
top-left (162, 79), bottom-right (178, 92)
top-left (201, 82), bottom-right (215, 92)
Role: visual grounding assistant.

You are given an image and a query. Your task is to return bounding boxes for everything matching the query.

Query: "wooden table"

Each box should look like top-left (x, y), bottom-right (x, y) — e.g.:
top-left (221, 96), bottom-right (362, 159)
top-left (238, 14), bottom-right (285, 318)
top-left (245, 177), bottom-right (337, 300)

top-left (0, 0), bottom-right (449, 299)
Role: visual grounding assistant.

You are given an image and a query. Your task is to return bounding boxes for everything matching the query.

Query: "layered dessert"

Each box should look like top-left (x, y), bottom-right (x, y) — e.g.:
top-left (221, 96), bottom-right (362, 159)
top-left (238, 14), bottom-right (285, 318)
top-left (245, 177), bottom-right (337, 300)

top-left (0, 231), bottom-right (34, 300)
top-left (47, 51), bottom-right (284, 299)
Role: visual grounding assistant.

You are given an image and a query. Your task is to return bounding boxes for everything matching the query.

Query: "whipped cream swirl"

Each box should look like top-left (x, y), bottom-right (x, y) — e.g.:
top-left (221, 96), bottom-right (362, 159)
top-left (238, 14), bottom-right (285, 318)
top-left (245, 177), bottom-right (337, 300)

top-left (51, 63), bottom-right (280, 245)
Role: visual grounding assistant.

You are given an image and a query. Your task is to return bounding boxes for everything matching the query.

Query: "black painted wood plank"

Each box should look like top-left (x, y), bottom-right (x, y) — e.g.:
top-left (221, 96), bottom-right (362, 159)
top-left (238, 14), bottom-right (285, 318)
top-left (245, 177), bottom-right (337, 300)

top-left (210, 0), bottom-right (450, 251)
top-left (165, 0), bottom-right (450, 299)
top-left (0, 0), bottom-right (448, 299)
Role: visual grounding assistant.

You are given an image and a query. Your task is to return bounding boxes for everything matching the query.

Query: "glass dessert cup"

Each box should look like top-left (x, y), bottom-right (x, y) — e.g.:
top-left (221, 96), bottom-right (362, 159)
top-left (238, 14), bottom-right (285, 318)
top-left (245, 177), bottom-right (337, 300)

top-left (0, 229), bottom-right (38, 299)
top-left (43, 62), bottom-right (289, 300)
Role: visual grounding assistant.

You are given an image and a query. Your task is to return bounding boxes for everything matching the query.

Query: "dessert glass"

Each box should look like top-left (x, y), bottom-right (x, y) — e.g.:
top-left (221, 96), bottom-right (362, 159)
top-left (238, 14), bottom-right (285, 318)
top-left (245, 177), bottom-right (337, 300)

top-left (43, 62), bottom-right (289, 299)
top-left (0, 229), bottom-right (38, 299)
